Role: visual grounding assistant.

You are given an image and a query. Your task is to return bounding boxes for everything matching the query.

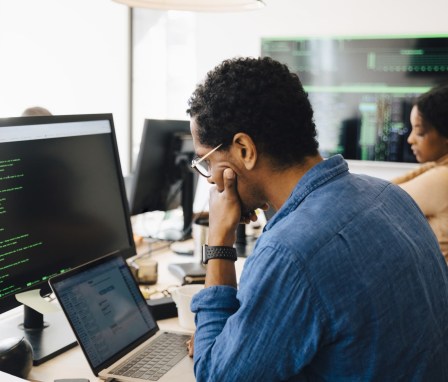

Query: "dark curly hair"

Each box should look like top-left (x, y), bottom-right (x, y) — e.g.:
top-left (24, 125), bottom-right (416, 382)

top-left (187, 57), bottom-right (319, 168)
top-left (416, 84), bottom-right (448, 138)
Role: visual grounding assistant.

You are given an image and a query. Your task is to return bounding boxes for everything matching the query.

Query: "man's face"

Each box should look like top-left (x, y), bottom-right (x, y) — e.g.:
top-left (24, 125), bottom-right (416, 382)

top-left (408, 105), bottom-right (448, 163)
top-left (190, 118), bottom-right (263, 219)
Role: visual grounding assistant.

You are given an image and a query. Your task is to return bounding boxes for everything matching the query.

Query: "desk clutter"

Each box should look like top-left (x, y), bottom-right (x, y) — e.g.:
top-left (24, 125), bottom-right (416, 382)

top-left (140, 285), bottom-right (179, 321)
top-left (139, 282), bottom-right (204, 329)
top-left (146, 297), bottom-right (178, 321)
top-left (170, 285), bottom-right (204, 330)
top-left (129, 255), bottom-right (159, 285)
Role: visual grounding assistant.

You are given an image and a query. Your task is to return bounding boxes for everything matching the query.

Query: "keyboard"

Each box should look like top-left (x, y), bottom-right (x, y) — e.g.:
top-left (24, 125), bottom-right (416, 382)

top-left (111, 332), bottom-right (190, 381)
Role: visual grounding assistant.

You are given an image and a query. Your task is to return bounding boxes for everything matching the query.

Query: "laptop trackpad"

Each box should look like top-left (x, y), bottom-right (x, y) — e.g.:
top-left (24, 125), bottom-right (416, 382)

top-left (162, 356), bottom-right (195, 382)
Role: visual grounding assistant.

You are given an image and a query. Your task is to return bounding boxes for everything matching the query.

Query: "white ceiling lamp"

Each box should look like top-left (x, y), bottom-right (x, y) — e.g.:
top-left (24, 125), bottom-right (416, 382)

top-left (112, 0), bottom-right (265, 12)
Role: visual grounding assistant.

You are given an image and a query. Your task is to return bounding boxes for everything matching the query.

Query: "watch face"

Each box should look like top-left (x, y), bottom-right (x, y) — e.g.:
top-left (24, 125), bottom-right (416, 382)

top-left (201, 244), bottom-right (208, 264)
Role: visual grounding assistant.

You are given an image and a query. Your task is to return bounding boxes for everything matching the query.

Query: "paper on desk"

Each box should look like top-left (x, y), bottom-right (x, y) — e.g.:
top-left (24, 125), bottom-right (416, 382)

top-left (15, 289), bottom-right (60, 314)
top-left (0, 370), bottom-right (29, 381)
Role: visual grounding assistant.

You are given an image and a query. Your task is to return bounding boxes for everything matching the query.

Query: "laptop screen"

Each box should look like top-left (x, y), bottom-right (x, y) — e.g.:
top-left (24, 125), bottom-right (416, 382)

top-left (50, 254), bottom-right (157, 369)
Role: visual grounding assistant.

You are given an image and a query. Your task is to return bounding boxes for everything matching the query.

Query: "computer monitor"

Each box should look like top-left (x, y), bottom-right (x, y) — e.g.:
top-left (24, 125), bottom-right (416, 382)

top-left (127, 119), bottom-right (197, 240)
top-left (0, 114), bottom-right (135, 364)
top-left (262, 35), bottom-right (448, 162)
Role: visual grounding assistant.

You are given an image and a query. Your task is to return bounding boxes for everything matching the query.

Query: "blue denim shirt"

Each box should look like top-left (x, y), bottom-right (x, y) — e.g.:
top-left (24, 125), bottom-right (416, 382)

top-left (191, 155), bottom-right (448, 381)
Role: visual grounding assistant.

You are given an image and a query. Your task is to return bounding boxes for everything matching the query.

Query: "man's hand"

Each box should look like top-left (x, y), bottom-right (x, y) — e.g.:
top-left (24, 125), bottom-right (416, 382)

top-left (241, 203), bottom-right (270, 224)
top-left (208, 168), bottom-right (241, 246)
top-left (205, 168), bottom-right (239, 287)
top-left (187, 333), bottom-right (194, 357)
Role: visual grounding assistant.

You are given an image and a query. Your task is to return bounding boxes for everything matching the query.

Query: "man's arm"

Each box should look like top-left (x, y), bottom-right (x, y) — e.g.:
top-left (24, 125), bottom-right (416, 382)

top-left (205, 168), bottom-right (241, 286)
top-left (191, 244), bottom-right (323, 381)
top-left (190, 169), bottom-right (324, 381)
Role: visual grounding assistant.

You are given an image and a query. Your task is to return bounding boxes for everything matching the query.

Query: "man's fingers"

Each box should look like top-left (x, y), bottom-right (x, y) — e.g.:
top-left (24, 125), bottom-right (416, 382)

top-left (260, 203), bottom-right (270, 211)
top-left (223, 168), bottom-right (236, 191)
top-left (187, 334), bottom-right (194, 357)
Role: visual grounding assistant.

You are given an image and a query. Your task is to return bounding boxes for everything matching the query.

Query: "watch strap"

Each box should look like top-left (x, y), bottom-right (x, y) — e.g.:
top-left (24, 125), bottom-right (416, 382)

top-left (202, 245), bottom-right (237, 264)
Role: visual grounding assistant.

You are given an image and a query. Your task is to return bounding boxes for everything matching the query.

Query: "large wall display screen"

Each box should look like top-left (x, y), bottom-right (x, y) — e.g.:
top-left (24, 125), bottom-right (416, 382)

top-left (262, 35), bottom-right (448, 162)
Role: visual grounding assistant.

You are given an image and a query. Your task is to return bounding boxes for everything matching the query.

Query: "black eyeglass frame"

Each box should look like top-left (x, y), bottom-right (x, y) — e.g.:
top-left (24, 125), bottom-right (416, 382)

top-left (190, 143), bottom-right (223, 178)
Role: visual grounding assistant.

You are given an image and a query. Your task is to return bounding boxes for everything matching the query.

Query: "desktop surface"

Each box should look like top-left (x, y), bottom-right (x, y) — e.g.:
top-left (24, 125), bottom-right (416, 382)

top-left (24, 242), bottom-right (196, 382)
top-left (26, 317), bottom-right (192, 382)
top-left (8, 241), bottom-right (246, 381)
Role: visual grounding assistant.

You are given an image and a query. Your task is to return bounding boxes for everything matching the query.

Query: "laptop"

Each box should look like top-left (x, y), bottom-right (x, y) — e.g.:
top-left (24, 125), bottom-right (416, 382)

top-left (49, 251), bottom-right (195, 382)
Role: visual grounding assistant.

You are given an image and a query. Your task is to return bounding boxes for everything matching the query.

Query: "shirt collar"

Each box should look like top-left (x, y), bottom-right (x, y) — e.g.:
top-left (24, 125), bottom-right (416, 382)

top-left (264, 155), bottom-right (349, 231)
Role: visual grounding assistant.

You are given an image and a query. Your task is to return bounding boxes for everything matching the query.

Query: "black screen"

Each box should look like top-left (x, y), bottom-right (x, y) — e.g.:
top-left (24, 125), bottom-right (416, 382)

top-left (128, 119), bottom-right (192, 216)
top-left (0, 114), bottom-right (135, 313)
top-left (262, 35), bottom-right (448, 162)
top-left (50, 254), bottom-right (157, 372)
top-left (127, 119), bottom-right (196, 239)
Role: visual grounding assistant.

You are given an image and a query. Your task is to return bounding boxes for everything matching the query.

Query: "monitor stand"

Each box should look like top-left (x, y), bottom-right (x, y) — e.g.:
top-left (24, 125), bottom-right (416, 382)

top-left (2, 304), bottom-right (77, 365)
top-left (167, 163), bottom-right (207, 284)
top-left (156, 159), bottom-right (195, 243)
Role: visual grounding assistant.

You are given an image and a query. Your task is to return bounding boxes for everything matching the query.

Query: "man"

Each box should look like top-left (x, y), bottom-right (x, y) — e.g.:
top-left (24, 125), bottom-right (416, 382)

top-left (187, 57), bottom-right (448, 381)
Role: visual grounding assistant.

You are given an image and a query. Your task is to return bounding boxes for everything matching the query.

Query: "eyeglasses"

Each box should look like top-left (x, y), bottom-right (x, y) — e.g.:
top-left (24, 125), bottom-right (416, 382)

top-left (191, 143), bottom-right (222, 178)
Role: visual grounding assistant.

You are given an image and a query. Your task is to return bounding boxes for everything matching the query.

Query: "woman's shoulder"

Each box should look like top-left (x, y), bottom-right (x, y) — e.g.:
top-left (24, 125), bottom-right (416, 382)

top-left (428, 162), bottom-right (448, 177)
top-left (412, 164), bottom-right (448, 193)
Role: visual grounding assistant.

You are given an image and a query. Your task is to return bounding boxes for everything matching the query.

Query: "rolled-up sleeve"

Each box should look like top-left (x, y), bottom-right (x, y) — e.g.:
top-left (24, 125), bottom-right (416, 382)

top-left (190, 244), bottom-right (323, 382)
top-left (191, 285), bottom-right (240, 376)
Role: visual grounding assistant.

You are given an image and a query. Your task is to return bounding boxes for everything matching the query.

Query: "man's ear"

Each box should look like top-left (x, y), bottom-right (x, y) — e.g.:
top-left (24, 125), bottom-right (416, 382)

top-left (231, 133), bottom-right (257, 170)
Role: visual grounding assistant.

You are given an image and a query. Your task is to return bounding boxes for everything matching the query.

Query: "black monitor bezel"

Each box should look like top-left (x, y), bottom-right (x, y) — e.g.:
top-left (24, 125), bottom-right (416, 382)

top-left (48, 250), bottom-right (159, 376)
top-left (0, 113), bottom-right (136, 314)
top-left (127, 118), bottom-right (192, 217)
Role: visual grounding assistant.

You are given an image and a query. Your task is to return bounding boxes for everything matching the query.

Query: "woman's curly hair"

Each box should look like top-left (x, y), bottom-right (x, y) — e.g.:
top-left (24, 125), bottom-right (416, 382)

top-left (187, 57), bottom-right (319, 168)
top-left (416, 84), bottom-right (448, 138)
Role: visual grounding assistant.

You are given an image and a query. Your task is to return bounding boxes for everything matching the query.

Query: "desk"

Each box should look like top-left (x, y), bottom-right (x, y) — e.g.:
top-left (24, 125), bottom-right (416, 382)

top-left (27, 317), bottom-right (188, 382)
top-left (4, 240), bottom-right (246, 382)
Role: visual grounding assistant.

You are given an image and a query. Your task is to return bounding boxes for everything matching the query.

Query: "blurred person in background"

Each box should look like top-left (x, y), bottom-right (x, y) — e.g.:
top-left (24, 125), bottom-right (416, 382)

top-left (392, 84), bottom-right (448, 262)
top-left (22, 106), bottom-right (52, 116)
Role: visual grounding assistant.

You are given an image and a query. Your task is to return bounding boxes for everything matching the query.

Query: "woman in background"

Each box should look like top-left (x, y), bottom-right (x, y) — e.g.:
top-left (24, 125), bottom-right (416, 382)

top-left (392, 84), bottom-right (448, 262)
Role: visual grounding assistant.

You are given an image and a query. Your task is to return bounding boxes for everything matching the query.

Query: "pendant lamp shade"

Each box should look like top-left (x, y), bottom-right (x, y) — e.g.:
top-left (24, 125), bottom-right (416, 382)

top-left (112, 0), bottom-right (265, 12)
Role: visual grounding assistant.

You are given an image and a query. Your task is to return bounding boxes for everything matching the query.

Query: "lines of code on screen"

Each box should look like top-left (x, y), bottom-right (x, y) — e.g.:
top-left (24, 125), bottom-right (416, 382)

top-left (262, 36), bottom-right (448, 162)
top-left (0, 133), bottom-right (131, 300)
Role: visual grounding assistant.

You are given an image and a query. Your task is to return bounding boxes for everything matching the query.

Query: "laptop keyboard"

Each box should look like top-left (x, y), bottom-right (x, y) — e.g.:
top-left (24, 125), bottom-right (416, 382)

top-left (111, 332), bottom-right (190, 381)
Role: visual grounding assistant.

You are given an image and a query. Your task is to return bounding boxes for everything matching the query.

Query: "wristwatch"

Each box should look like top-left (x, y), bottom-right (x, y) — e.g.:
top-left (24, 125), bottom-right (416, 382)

top-left (202, 245), bottom-right (237, 264)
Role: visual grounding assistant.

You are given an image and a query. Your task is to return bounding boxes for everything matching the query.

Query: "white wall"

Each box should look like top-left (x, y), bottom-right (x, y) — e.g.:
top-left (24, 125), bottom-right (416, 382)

top-left (135, 0), bottom-right (448, 115)
top-left (0, 0), bottom-right (131, 172)
top-left (193, 0), bottom-right (448, 78)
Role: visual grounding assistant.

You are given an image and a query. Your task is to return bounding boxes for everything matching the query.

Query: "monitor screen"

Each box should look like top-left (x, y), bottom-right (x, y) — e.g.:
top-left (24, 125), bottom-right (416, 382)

top-left (261, 35), bottom-right (448, 162)
top-left (0, 114), bottom-right (135, 363)
top-left (127, 119), bottom-right (196, 240)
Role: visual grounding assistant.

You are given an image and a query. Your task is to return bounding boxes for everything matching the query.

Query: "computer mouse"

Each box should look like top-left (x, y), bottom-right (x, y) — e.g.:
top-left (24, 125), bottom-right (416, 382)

top-left (0, 336), bottom-right (33, 378)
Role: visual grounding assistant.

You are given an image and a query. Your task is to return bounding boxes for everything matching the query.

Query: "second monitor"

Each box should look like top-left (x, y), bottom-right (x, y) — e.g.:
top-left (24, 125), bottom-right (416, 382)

top-left (127, 119), bottom-right (197, 240)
